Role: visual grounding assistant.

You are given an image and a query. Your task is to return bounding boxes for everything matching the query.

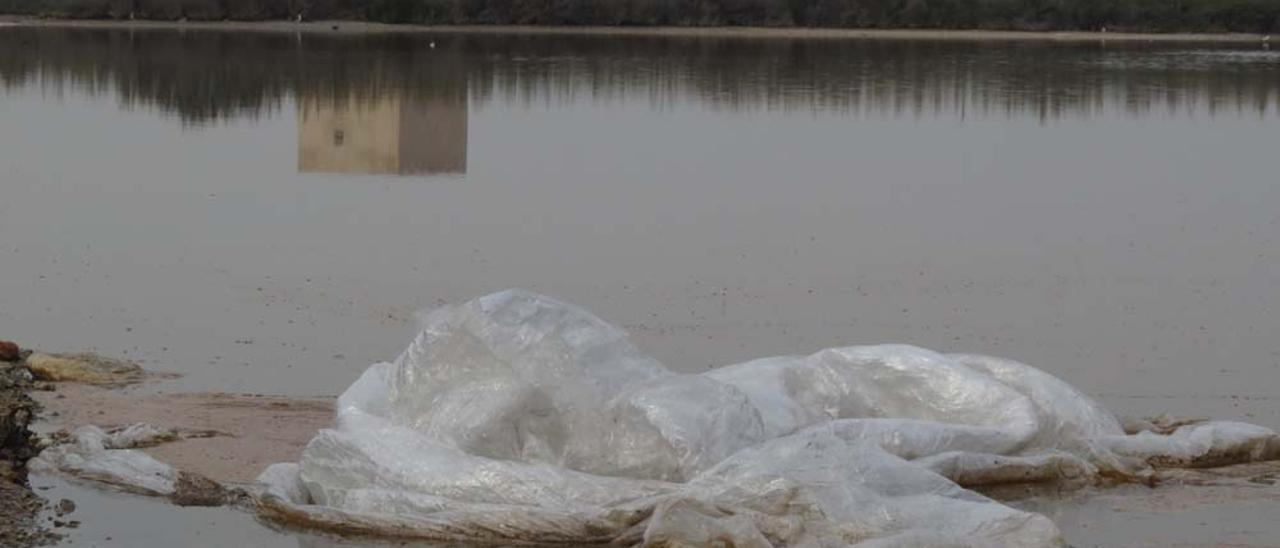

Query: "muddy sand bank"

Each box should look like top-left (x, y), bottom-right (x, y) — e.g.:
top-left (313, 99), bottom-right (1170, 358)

top-left (33, 385), bottom-right (331, 485)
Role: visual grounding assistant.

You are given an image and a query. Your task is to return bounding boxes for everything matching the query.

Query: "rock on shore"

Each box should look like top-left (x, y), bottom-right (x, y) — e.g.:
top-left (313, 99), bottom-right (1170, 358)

top-left (0, 340), bottom-right (21, 362)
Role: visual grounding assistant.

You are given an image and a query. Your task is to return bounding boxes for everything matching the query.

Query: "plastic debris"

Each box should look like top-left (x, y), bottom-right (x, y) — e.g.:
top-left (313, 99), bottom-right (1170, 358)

top-left (253, 290), bottom-right (1280, 545)
top-left (38, 290), bottom-right (1274, 546)
top-left (30, 425), bottom-right (177, 496)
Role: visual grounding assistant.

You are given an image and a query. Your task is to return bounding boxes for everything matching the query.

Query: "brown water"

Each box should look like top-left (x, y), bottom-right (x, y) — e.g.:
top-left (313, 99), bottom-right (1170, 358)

top-left (2, 26), bottom-right (1280, 546)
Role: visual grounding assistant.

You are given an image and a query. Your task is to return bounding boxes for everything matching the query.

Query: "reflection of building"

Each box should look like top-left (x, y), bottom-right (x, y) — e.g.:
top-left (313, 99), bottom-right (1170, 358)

top-left (297, 93), bottom-right (467, 176)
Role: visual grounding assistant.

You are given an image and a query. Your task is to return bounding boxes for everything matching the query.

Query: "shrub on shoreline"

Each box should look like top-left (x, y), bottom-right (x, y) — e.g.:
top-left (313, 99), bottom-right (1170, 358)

top-left (3, 0), bottom-right (1278, 32)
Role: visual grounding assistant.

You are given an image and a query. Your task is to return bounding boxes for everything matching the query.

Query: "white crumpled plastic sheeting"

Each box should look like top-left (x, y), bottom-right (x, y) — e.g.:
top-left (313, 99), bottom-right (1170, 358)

top-left (30, 424), bottom-right (179, 496)
top-left (258, 289), bottom-right (1280, 547)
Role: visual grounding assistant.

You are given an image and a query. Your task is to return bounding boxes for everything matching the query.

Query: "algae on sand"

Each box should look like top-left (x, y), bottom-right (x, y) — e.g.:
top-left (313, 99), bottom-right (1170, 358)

top-left (24, 353), bottom-right (146, 386)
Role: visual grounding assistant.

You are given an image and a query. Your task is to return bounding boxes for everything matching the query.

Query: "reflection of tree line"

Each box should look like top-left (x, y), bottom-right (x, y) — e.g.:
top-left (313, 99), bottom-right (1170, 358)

top-left (1, 27), bottom-right (1276, 125)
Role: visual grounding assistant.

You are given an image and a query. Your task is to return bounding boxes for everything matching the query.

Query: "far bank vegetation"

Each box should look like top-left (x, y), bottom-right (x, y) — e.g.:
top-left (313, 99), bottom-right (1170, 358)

top-left (3, 0), bottom-right (1279, 32)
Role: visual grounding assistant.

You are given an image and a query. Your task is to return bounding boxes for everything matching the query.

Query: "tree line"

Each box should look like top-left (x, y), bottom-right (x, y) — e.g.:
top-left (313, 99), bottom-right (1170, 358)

top-left (3, 0), bottom-right (1279, 32)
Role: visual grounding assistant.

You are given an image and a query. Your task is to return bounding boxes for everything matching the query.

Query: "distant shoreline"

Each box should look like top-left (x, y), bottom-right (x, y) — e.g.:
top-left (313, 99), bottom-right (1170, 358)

top-left (2, 17), bottom-right (1275, 44)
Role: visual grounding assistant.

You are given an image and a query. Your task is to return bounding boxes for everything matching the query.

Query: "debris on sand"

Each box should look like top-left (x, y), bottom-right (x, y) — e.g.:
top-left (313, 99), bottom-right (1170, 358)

top-left (29, 423), bottom-right (228, 498)
top-left (22, 291), bottom-right (1280, 547)
top-left (25, 353), bottom-right (146, 386)
top-left (251, 290), bottom-right (1280, 547)
top-left (30, 422), bottom-right (241, 509)
top-left (29, 425), bottom-right (179, 496)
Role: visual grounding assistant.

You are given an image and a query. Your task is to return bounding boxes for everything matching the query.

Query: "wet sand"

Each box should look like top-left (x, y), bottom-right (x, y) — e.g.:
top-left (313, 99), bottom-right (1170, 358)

top-left (2, 16), bottom-right (1274, 43)
top-left (33, 384), bottom-right (332, 485)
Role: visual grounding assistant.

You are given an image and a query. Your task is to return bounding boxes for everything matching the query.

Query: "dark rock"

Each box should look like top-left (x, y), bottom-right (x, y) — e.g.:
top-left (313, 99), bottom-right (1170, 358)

top-left (0, 341), bottom-right (18, 362)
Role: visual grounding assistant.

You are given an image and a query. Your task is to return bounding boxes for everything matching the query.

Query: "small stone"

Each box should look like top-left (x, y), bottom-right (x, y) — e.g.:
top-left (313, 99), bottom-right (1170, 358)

top-left (0, 341), bottom-right (18, 362)
top-left (54, 499), bottom-right (74, 516)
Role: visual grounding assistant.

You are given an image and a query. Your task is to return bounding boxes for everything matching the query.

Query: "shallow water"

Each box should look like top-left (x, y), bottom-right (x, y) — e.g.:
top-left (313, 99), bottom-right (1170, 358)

top-left (2, 26), bottom-right (1279, 546)
top-left (31, 475), bottom-right (297, 548)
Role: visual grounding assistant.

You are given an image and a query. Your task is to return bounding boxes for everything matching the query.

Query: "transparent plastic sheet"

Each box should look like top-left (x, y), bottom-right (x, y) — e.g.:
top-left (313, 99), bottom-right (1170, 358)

top-left (32, 290), bottom-right (1278, 546)
top-left (29, 424), bottom-right (178, 496)
top-left (253, 290), bottom-right (1280, 546)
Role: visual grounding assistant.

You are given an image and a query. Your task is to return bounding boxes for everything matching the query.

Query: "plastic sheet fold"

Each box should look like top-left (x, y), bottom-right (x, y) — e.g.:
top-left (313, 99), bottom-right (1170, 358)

top-left (257, 290), bottom-right (1280, 546)
top-left (83, 289), bottom-right (1270, 546)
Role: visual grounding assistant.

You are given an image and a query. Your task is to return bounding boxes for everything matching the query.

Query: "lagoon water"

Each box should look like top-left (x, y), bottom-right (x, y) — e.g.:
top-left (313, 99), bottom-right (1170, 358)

top-left (2, 26), bottom-right (1280, 546)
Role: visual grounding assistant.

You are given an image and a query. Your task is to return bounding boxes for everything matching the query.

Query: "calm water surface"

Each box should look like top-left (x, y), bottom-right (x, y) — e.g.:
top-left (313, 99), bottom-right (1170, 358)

top-left (3, 28), bottom-right (1280, 413)
top-left (3, 26), bottom-right (1280, 548)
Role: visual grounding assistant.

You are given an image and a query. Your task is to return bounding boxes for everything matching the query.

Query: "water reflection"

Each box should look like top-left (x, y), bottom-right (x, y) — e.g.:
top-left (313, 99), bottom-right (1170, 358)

top-left (297, 92), bottom-right (467, 176)
top-left (1, 27), bottom-right (1277, 127)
